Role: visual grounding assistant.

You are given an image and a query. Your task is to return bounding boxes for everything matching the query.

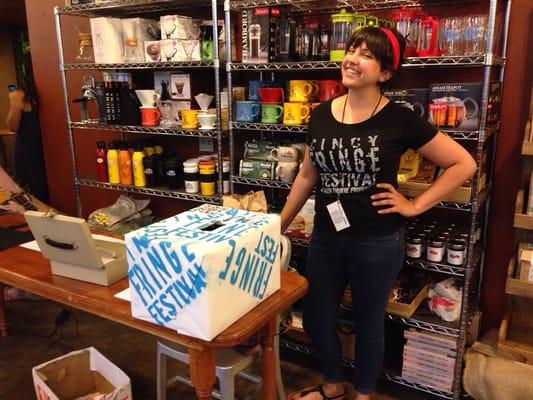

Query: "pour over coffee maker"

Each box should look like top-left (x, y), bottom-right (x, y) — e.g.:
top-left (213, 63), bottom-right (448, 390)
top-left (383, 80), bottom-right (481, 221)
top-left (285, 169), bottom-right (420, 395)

top-left (123, 19), bottom-right (142, 63)
top-left (158, 81), bottom-right (175, 127)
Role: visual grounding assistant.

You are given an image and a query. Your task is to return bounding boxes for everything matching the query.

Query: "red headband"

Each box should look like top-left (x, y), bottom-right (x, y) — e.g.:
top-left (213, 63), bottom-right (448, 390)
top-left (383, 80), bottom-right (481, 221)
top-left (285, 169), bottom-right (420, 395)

top-left (380, 28), bottom-right (400, 70)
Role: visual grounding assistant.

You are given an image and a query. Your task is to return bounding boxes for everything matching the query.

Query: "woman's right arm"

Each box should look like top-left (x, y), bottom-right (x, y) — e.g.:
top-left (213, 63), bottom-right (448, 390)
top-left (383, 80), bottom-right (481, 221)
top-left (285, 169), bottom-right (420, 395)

top-left (280, 145), bottom-right (318, 233)
top-left (6, 90), bottom-right (25, 132)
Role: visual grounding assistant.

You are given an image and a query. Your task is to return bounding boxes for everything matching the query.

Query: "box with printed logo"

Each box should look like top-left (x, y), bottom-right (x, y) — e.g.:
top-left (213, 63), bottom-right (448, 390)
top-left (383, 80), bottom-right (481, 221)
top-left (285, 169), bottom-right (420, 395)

top-left (125, 205), bottom-right (281, 341)
top-left (385, 88), bottom-right (429, 119)
top-left (428, 83), bottom-right (482, 131)
top-left (241, 7), bottom-right (280, 63)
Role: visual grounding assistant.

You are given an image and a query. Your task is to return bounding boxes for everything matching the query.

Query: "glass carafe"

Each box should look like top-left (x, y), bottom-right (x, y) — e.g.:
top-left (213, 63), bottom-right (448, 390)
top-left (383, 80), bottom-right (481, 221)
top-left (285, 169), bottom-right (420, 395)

top-left (330, 9), bottom-right (355, 61)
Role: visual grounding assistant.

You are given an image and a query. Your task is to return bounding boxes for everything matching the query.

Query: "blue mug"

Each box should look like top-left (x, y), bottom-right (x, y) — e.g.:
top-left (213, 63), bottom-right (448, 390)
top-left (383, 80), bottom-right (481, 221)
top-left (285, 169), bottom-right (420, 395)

top-left (235, 101), bottom-right (261, 122)
top-left (248, 81), bottom-right (268, 101)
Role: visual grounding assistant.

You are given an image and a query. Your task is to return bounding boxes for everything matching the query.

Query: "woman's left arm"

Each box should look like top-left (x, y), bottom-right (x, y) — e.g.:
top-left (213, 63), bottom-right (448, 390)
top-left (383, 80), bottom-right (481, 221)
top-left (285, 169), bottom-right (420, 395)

top-left (371, 132), bottom-right (477, 217)
top-left (6, 90), bottom-right (25, 132)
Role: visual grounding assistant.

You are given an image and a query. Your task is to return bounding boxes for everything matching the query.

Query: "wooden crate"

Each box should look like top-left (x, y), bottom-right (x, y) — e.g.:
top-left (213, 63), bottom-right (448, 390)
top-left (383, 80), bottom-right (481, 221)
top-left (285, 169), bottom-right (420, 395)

top-left (497, 297), bottom-right (533, 364)
top-left (505, 256), bottom-right (533, 300)
top-left (386, 285), bottom-right (429, 318)
top-left (514, 189), bottom-right (533, 229)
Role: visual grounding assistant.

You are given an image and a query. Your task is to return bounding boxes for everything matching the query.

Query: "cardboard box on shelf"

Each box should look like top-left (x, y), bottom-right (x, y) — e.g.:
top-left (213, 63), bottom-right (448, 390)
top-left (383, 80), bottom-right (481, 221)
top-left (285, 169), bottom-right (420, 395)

top-left (176, 39), bottom-right (201, 61)
top-left (241, 7), bottom-right (280, 63)
top-left (90, 17), bottom-right (123, 64)
top-left (160, 15), bottom-right (196, 40)
top-left (428, 83), bottom-right (482, 131)
top-left (121, 18), bottom-right (159, 61)
top-left (384, 88), bottom-right (429, 119)
top-left (144, 40), bottom-right (161, 62)
top-left (125, 205), bottom-right (281, 341)
top-left (32, 347), bottom-right (132, 400)
top-left (170, 73), bottom-right (191, 100)
top-left (153, 71), bottom-right (171, 98)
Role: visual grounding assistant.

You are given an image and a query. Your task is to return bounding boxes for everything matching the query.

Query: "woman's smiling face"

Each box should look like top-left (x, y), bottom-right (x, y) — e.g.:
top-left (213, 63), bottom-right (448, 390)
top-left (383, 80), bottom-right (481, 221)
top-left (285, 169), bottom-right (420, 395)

top-left (341, 41), bottom-right (391, 90)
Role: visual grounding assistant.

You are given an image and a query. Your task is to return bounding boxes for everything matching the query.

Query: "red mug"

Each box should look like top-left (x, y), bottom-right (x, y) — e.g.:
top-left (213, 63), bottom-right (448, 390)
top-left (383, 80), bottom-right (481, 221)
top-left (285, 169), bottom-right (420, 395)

top-left (319, 80), bottom-right (345, 102)
top-left (140, 106), bottom-right (161, 127)
top-left (258, 87), bottom-right (285, 103)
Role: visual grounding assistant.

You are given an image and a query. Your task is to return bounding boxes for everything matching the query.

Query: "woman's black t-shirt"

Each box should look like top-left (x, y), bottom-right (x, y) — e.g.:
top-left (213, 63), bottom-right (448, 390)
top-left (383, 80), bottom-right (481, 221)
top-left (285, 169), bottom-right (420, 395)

top-left (306, 99), bottom-right (438, 236)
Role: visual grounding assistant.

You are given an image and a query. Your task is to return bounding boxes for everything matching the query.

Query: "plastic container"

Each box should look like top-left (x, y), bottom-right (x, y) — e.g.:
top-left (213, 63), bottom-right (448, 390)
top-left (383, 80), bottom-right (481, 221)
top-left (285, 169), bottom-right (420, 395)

top-left (330, 9), bottom-right (355, 61)
top-left (426, 237), bottom-right (445, 262)
top-left (406, 236), bottom-right (423, 258)
top-left (447, 240), bottom-right (466, 265)
top-left (199, 160), bottom-right (216, 196)
top-left (96, 141), bottom-right (108, 182)
top-left (118, 142), bottom-right (133, 185)
top-left (183, 160), bottom-right (199, 194)
top-left (132, 144), bottom-right (146, 187)
top-left (106, 141), bottom-right (120, 184)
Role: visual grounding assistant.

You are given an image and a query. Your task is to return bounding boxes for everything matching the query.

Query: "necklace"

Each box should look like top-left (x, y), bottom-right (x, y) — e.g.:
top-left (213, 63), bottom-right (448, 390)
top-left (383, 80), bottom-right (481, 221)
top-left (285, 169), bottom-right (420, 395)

top-left (341, 91), bottom-right (383, 124)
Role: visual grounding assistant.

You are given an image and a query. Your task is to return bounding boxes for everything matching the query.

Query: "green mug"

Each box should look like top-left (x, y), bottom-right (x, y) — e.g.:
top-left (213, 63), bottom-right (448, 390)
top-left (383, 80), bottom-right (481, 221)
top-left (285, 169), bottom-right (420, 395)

top-left (261, 103), bottom-right (283, 124)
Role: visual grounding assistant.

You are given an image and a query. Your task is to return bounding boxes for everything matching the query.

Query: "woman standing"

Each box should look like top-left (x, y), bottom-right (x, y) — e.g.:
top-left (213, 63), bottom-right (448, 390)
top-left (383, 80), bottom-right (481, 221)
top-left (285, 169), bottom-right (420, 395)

top-left (6, 52), bottom-right (49, 203)
top-left (281, 27), bottom-right (476, 400)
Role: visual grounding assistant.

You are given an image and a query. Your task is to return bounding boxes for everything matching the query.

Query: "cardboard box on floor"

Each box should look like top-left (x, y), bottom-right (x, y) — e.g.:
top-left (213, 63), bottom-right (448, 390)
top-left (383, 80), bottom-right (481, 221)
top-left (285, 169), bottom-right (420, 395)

top-left (32, 347), bottom-right (132, 400)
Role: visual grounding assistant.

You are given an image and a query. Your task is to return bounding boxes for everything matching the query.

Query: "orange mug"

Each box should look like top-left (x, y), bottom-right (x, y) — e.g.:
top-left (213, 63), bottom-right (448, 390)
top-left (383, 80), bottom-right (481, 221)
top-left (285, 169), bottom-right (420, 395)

top-left (140, 106), bottom-right (161, 127)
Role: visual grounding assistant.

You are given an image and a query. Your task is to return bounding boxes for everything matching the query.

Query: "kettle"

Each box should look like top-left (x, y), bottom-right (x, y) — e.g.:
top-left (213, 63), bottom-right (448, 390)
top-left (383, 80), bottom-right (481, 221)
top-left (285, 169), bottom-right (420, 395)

top-left (73, 75), bottom-right (98, 123)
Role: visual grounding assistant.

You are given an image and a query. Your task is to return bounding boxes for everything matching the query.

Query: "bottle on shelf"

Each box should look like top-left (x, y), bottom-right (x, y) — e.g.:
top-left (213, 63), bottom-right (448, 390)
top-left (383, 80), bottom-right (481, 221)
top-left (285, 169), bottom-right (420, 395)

top-left (183, 159), bottom-right (200, 194)
top-left (199, 159), bottom-right (216, 196)
top-left (107, 140), bottom-right (120, 184)
top-left (132, 143), bottom-right (146, 187)
top-left (96, 141), bottom-right (108, 182)
top-left (118, 141), bottom-right (133, 185)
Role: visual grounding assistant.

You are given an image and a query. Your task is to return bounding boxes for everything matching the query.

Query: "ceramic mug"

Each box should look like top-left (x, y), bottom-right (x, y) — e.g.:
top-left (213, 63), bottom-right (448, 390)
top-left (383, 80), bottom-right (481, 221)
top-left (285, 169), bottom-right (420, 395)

top-left (289, 80), bottom-right (315, 103)
top-left (248, 81), bottom-right (268, 101)
top-left (261, 103), bottom-right (284, 124)
top-left (235, 101), bottom-right (261, 122)
top-left (271, 146), bottom-right (298, 162)
top-left (291, 143), bottom-right (306, 161)
top-left (283, 103), bottom-right (310, 125)
top-left (140, 106), bottom-right (161, 126)
top-left (259, 87), bottom-right (285, 103)
top-left (178, 109), bottom-right (199, 128)
top-left (304, 102), bottom-right (321, 124)
top-left (319, 80), bottom-right (345, 101)
top-left (197, 113), bottom-right (217, 129)
top-left (276, 161), bottom-right (299, 183)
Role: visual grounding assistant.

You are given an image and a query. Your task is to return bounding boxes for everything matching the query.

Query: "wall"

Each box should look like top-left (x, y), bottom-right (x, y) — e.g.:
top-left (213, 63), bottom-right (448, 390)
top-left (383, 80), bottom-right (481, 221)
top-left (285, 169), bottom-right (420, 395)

top-left (25, 0), bottom-right (533, 328)
top-left (481, 0), bottom-right (533, 331)
top-left (0, 28), bottom-right (17, 169)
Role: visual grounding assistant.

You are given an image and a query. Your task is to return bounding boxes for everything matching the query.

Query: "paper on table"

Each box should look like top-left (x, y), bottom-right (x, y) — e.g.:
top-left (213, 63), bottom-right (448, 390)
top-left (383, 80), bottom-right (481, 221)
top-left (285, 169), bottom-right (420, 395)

top-left (19, 233), bottom-right (125, 252)
top-left (114, 287), bottom-right (131, 302)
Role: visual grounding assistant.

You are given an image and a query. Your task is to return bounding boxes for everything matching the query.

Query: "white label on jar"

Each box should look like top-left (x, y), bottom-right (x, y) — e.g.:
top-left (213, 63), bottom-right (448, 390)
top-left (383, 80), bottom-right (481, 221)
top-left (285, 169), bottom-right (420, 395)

top-left (447, 249), bottom-right (465, 265)
top-left (406, 243), bottom-right (422, 258)
top-left (427, 246), bottom-right (444, 262)
top-left (223, 180), bottom-right (230, 194)
top-left (97, 157), bottom-right (104, 164)
top-left (185, 180), bottom-right (199, 193)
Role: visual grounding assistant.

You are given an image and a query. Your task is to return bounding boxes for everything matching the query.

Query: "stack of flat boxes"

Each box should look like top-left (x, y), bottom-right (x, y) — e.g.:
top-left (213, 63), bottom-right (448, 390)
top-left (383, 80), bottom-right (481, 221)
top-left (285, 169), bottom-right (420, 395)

top-left (401, 329), bottom-right (457, 392)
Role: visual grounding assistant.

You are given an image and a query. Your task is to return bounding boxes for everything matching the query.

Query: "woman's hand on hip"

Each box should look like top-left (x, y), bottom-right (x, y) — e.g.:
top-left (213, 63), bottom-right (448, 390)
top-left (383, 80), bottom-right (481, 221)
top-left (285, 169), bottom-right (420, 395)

top-left (371, 183), bottom-right (419, 217)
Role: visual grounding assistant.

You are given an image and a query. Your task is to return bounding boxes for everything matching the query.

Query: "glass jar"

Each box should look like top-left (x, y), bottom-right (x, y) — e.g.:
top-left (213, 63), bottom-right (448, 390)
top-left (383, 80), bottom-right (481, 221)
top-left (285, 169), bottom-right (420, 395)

top-left (426, 237), bottom-right (445, 263)
top-left (447, 240), bottom-right (466, 266)
top-left (406, 236), bottom-right (423, 259)
top-left (76, 33), bottom-right (94, 62)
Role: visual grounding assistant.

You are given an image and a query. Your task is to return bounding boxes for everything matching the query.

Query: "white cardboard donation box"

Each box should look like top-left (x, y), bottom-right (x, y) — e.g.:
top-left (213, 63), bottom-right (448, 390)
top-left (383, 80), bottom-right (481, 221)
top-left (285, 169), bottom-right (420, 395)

top-left (32, 347), bottom-right (132, 400)
top-left (125, 204), bottom-right (281, 341)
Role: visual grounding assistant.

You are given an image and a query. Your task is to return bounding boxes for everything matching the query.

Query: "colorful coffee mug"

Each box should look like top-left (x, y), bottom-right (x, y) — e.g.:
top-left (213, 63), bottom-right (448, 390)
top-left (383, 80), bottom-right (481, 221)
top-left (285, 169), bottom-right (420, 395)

top-left (140, 106), bottom-right (161, 127)
top-left (304, 103), bottom-right (321, 124)
top-left (235, 101), bottom-right (261, 122)
top-left (271, 146), bottom-right (299, 162)
top-left (259, 87), bottom-right (285, 103)
top-left (261, 103), bottom-right (284, 124)
top-left (178, 109), bottom-right (199, 128)
top-left (289, 80), bottom-right (315, 103)
top-left (319, 80), bottom-right (345, 102)
top-left (283, 102), bottom-right (310, 125)
top-left (275, 161), bottom-right (299, 183)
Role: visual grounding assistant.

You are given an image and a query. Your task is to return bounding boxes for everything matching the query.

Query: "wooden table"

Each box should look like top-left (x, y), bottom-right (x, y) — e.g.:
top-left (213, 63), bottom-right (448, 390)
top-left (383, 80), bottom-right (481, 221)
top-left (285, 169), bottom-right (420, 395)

top-left (0, 215), bottom-right (308, 400)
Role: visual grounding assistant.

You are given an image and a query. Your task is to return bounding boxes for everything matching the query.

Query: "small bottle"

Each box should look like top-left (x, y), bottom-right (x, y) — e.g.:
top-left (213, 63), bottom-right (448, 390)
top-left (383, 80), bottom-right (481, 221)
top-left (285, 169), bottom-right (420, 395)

top-left (222, 160), bottom-right (230, 194)
top-left (96, 141), bottom-right (108, 182)
top-left (107, 141), bottom-right (120, 184)
top-left (144, 143), bottom-right (156, 156)
top-left (199, 160), bottom-right (216, 196)
top-left (143, 156), bottom-right (156, 187)
top-left (118, 142), bottom-right (133, 185)
top-left (164, 157), bottom-right (181, 189)
top-left (426, 237), bottom-right (445, 263)
top-left (406, 236), bottom-right (423, 259)
top-left (447, 240), bottom-right (466, 266)
top-left (132, 143), bottom-right (146, 187)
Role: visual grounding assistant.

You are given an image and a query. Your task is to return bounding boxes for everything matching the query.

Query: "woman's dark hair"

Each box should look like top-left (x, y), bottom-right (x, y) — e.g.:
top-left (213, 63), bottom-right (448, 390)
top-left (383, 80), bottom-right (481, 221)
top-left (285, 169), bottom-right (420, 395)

top-left (19, 52), bottom-right (38, 109)
top-left (345, 26), bottom-right (406, 90)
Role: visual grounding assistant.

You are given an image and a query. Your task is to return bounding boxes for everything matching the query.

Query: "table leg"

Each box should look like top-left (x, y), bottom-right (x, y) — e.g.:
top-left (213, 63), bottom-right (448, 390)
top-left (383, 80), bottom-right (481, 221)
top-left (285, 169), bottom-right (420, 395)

top-left (260, 318), bottom-right (277, 400)
top-left (0, 283), bottom-right (7, 337)
top-left (189, 347), bottom-right (216, 400)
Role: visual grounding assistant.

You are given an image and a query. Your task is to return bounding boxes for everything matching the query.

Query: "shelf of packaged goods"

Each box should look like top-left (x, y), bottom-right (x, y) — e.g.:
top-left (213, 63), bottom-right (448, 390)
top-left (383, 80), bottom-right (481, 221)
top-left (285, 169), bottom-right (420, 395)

top-left (406, 243), bottom-right (483, 277)
top-left (232, 176), bottom-right (292, 190)
top-left (228, 56), bottom-right (504, 71)
top-left (57, 0), bottom-right (217, 16)
top-left (230, 0), bottom-right (487, 13)
top-left (383, 371), bottom-right (454, 400)
top-left (231, 122), bottom-right (307, 133)
top-left (63, 61), bottom-right (215, 70)
top-left (70, 122), bottom-right (221, 138)
top-left (77, 178), bottom-right (221, 204)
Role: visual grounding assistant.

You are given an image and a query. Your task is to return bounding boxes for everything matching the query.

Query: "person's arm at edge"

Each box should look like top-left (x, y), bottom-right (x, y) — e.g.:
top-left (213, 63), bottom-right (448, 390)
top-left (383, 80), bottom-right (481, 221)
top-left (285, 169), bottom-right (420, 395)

top-left (6, 90), bottom-right (25, 132)
top-left (280, 145), bottom-right (318, 232)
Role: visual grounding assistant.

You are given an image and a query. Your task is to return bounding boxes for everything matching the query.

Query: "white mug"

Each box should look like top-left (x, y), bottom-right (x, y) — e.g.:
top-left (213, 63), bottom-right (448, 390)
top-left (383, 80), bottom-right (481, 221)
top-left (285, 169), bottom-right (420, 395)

top-left (276, 161), bottom-right (299, 183)
top-left (271, 146), bottom-right (298, 162)
top-left (291, 143), bottom-right (306, 161)
top-left (197, 113), bottom-right (217, 129)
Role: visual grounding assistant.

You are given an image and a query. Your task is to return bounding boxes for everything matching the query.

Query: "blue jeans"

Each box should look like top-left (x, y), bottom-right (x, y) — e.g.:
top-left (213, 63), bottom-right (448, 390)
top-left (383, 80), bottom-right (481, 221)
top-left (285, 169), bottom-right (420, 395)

top-left (303, 228), bottom-right (405, 394)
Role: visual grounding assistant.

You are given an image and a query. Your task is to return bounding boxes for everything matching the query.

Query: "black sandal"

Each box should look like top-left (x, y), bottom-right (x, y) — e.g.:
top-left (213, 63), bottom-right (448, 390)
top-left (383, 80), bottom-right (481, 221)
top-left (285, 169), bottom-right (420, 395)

top-left (289, 385), bottom-right (347, 400)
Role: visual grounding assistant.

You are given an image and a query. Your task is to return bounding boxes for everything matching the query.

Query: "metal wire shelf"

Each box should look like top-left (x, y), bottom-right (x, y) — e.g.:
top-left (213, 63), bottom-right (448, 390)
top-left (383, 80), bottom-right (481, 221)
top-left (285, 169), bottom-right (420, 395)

top-left (63, 61), bottom-right (215, 70)
top-left (384, 372), bottom-right (454, 399)
top-left (70, 122), bottom-right (221, 137)
top-left (406, 243), bottom-right (483, 277)
top-left (231, 122), bottom-right (307, 133)
top-left (77, 178), bottom-right (221, 204)
top-left (229, 55), bottom-right (504, 71)
top-left (232, 176), bottom-right (292, 190)
top-left (57, 0), bottom-right (217, 16)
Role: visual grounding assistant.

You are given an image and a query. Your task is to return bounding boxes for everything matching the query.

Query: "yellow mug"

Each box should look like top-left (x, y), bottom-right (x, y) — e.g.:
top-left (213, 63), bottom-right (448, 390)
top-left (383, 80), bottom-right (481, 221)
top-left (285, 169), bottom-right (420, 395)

top-left (178, 109), bottom-right (199, 128)
top-left (289, 80), bottom-right (316, 103)
top-left (283, 103), bottom-right (310, 125)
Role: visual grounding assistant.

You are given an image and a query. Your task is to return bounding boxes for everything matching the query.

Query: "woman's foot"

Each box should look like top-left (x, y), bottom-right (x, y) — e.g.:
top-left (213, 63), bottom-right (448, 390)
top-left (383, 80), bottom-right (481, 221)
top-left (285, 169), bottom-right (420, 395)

top-left (288, 382), bottom-right (346, 400)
